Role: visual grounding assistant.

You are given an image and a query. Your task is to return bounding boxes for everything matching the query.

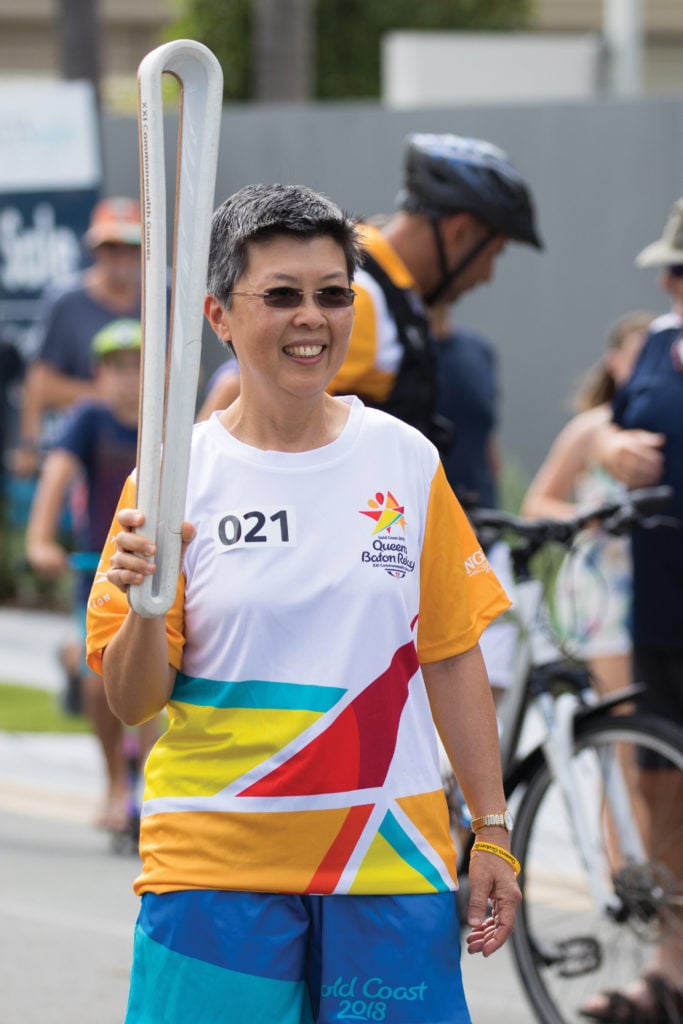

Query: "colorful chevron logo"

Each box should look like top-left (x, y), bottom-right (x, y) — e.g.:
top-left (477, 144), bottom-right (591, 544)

top-left (359, 491), bottom-right (406, 535)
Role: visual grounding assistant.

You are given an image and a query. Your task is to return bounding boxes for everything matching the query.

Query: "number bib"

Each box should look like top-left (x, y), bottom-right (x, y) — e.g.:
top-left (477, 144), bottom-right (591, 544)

top-left (213, 506), bottom-right (296, 551)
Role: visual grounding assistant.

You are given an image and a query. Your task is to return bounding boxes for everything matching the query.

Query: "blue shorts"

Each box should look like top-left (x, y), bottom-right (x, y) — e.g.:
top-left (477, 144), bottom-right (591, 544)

top-left (125, 889), bottom-right (471, 1024)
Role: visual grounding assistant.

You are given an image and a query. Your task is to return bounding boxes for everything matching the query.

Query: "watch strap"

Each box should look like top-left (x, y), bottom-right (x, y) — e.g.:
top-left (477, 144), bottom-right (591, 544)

top-left (471, 811), bottom-right (511, 832)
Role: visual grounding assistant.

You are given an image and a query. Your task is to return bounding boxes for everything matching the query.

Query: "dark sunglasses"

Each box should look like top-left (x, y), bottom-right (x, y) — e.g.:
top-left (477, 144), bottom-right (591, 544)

top-left (228, 286), bottom-right (355, 309)
top-left (667, 266), bottom-right (683, 278)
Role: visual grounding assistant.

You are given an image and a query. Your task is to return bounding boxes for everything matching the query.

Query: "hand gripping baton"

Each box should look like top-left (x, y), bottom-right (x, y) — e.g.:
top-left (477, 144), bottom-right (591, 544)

top-left (130, 40), bottom-right (223, 617)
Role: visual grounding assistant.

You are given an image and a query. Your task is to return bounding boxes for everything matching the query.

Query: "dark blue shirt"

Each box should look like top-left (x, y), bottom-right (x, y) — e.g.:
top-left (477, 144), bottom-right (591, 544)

top-left (0, 340), bottom-right (23, 480)
top-left (434, 326), bottom-right (499, 509)
top-left (39, 284), bottom-right (141, 380)
top-left (613, 312), bottom-right (683, 648)
top-left (55, 402), bottom-right (137, 553)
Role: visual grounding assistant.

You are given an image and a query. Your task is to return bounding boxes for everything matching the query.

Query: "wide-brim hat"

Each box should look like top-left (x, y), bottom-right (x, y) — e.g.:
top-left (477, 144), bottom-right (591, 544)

top-left (635, 198), bottom-right (683, 267)
top-left (83, 197), bottom-right (142, 249)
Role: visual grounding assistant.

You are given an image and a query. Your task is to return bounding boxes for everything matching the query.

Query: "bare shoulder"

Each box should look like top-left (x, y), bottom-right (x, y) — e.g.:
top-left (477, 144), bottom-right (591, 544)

top-left (558, 404), bottom-right (611, 449)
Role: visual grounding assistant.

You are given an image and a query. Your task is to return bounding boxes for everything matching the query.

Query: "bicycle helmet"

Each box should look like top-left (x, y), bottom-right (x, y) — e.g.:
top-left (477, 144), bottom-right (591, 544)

top-left (397, 133), bottom-right (543, 249)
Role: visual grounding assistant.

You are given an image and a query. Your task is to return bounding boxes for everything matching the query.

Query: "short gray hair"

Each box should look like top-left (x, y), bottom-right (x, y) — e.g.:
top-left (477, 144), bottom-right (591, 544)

top-left (207, 183), bottom-right (363, 306)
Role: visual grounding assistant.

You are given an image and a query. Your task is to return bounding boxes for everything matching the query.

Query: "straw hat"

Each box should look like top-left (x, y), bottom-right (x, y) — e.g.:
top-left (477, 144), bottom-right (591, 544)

top-left (635, 199), bottom-right (683, 268)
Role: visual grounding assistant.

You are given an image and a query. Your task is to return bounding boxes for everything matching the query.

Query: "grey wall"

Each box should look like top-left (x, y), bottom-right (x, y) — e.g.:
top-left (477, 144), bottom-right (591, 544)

top-left (101, 95), bottom-right (683, 481)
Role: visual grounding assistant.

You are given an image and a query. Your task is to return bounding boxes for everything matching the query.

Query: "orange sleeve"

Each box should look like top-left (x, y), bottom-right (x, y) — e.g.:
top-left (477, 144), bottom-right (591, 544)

top-left (328, 285), bottom-right (393, 402)
top-left (85, 475), bottom-right (186, 676)
top-left (417, 462), bottom-right (511, 664)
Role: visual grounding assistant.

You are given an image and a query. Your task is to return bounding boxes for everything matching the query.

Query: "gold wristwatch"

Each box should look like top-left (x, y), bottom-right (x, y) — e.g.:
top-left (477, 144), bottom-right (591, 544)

top-left (470, 810), bottom-right (514, 833)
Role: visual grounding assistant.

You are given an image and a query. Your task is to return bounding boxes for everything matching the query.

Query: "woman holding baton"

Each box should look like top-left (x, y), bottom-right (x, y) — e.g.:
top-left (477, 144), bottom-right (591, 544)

top-left (87, 182), bottom-right (518, 1024)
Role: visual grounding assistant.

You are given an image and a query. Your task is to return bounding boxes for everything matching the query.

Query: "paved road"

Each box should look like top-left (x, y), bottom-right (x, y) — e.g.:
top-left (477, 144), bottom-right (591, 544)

top-left (0, 608), bottom-right (534, 1022)
top-left (0, 606), bottom-right (74, 692)
top-left (0, 735), bottom-right (534, 1024)
top-left (1, 810), bottom-right (138, 1024)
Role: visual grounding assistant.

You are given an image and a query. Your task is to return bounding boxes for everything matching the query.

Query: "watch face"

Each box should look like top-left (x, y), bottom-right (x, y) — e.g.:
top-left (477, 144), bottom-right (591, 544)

top-left (504, 810), bottom-right (514, 831)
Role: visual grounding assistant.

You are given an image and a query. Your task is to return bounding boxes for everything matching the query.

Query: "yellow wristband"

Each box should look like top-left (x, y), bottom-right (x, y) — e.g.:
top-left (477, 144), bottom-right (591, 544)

top-left (471, 841), bottom-right (521, 878)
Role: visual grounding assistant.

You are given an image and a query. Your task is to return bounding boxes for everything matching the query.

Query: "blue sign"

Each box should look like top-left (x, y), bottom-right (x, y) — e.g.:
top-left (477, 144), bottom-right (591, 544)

top-left (0, 188), bottom-right (100, 353)
top-left (0, 79), bottom-right (101, 356)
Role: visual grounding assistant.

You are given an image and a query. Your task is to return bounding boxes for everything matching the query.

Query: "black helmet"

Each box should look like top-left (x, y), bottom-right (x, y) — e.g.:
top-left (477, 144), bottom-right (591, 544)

top-left (397, 133), bottom-right (543, 249)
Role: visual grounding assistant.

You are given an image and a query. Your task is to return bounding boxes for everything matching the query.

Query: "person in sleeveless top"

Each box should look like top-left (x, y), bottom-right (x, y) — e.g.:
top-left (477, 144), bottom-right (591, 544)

top-left (522, 310), bottom-right (653, 697)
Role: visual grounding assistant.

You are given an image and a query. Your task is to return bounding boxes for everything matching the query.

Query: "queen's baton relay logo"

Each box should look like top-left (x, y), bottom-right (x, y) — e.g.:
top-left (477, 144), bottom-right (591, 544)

top-left (359, 491), bottom-right (415, 578)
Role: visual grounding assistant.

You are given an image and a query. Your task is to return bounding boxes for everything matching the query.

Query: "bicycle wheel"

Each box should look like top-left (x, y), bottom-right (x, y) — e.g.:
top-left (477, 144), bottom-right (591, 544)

top-left (510, 713), bottom-right (683, 1024)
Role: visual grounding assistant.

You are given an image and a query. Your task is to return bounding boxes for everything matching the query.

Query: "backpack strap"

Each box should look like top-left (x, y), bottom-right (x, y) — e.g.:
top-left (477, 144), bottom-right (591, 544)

top-left (359, 251), bottom-right (454, 453)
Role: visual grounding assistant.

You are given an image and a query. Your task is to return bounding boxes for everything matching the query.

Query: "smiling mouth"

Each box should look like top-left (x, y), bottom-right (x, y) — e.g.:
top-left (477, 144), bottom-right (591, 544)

top-left (283, 344), bottom-right (324, 358)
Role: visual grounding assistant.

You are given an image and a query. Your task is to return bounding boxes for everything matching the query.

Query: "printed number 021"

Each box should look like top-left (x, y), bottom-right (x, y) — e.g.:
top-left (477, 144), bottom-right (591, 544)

top-left (218, 509), bottom-right (290, 547)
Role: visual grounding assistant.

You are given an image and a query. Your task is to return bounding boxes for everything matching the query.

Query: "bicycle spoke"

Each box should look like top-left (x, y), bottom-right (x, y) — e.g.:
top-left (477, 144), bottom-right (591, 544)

top-left (510, 716), bottom-right (683, 1024)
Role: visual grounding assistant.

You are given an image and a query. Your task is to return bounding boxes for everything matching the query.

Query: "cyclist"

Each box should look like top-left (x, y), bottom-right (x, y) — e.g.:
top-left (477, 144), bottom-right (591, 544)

top-left (328, 132), bottom-right (543, 452)
top-left (198, 133), bottom-right (543, 455)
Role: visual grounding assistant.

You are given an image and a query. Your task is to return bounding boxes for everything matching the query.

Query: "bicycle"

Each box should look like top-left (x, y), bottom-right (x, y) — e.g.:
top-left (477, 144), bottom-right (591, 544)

top-left (446, 485), bottom-right (683, 1024)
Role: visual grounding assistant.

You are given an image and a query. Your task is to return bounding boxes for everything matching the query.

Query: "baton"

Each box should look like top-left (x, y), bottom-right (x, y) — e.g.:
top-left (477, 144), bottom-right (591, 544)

top-left (130, 40), bottom-right (223, 618)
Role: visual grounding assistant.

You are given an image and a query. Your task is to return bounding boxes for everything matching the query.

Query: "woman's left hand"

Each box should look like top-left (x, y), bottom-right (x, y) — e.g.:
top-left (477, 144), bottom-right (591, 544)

top-left (464, 849), bottom-right (522, 957)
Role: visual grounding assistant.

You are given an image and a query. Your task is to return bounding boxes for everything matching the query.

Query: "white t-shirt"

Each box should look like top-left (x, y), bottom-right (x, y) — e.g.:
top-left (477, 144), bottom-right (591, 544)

top-left (87, 398), bottom-right (509, 896)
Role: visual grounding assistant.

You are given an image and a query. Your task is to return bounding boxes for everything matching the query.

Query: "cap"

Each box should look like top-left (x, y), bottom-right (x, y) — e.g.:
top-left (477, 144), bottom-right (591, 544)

top-left (83, 197), bottom-right (142, 249)
top-left (91, 318), bottom-right (142, 360)
top-left (635, 199), bottom-right (683, 268)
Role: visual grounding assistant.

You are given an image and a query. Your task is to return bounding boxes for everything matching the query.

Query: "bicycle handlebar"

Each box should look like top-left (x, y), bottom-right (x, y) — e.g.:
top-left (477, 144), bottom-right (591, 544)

top-left (469, 485), bottom-right (679, 554)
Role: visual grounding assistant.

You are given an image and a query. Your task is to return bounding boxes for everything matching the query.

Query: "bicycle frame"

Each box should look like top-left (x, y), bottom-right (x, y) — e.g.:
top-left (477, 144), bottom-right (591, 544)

top-left (541, 691), bottom-right (643, 914)
top-left (485, 551), bottom-right (648, 917)
top-left (455, 493), bottom-right (683, 1024)
top-left (495, 574), bottom-right (566, 771)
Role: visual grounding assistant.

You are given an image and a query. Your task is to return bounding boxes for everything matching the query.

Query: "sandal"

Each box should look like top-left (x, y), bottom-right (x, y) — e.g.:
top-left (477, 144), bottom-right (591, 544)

top-left (580, 990), bottom-right (647, 1023)
top-left (580, 973), bottom-right (683, 1023)
top-left (646, 974), bottom-right (683, 1024)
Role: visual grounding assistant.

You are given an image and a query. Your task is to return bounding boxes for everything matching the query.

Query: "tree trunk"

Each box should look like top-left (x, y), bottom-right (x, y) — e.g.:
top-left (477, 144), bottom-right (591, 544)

top-left (57, 0), bottom-right (101, 105)
top-left (252, 0), bottom-right (315, 101)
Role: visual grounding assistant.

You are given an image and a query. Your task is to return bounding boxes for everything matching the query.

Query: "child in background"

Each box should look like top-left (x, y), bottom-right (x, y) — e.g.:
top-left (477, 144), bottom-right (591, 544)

top-left (521, 310), bottom-right (653, 696)
top-left (26, 318), bottom-right (157, 832)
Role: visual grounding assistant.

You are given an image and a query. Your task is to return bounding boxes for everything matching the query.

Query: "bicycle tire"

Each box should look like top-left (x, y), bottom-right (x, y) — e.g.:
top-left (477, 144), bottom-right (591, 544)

top-left (509, 712), bottom-right (683, 1024)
